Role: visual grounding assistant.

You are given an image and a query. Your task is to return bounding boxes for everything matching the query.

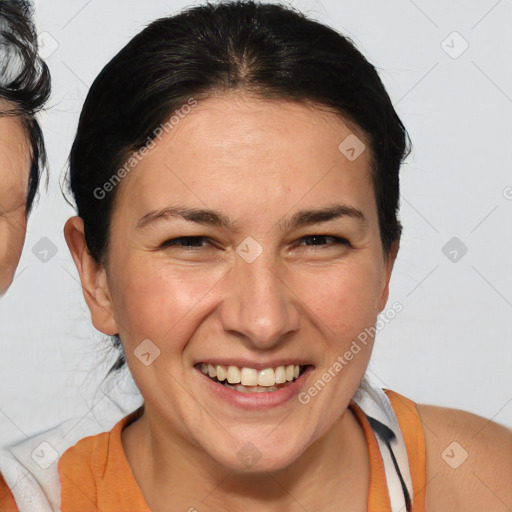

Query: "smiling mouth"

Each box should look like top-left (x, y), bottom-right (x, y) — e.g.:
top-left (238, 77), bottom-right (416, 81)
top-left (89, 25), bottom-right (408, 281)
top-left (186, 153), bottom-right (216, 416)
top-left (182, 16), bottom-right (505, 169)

top-left (195, 363), bottom-right (310, 393)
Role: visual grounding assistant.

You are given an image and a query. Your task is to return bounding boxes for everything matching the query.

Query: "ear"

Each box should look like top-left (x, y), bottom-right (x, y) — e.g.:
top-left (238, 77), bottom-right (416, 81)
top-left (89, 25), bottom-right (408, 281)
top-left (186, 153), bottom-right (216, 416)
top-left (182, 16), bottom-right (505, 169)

top-left (377, 238), bottom-right (400, 313)
top-left (64, 216), bottom-right (118, 335)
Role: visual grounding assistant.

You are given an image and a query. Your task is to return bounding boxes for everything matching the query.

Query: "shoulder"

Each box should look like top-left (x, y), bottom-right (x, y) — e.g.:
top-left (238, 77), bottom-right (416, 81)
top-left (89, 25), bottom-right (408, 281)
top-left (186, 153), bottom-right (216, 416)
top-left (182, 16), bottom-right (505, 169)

top-left (0, 410), bottom-right (131, 511)
top-left (417, 403), bottom-right (512, 511)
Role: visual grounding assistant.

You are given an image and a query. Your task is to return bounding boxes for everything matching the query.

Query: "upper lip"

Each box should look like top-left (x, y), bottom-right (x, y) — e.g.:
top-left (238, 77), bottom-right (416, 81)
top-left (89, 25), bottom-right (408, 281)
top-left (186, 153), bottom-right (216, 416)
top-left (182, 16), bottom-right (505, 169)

top-left (194, 359), bottom-right (313, 371)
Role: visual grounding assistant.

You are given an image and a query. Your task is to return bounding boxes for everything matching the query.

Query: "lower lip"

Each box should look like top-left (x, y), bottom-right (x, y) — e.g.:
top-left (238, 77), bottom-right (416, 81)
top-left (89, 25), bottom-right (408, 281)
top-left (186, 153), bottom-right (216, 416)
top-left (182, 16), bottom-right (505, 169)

top-left (195, 366), bottom-right (314, 410)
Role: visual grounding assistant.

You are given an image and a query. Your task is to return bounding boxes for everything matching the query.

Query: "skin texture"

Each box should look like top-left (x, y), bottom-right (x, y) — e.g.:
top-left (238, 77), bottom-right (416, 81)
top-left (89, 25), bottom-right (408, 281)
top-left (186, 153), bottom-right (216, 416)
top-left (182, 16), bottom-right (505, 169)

top-left (65, 93), bottom-right (511, 511)
top-left (0, 110), bottom-right (31, 296)
top-left (419, 403), bottom-right (512, 511)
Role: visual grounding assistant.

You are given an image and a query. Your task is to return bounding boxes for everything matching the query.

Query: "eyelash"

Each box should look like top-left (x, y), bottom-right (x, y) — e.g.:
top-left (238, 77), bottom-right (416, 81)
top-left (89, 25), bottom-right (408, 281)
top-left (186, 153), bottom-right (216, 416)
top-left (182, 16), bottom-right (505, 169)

top-left (160, 235), bottom-right (351, 250)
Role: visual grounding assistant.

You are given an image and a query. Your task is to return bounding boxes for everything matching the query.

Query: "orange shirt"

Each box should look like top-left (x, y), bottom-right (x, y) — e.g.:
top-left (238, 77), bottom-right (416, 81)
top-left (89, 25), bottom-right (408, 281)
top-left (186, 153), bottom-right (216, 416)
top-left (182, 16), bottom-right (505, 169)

top-left (0, 389), bottom-right (426, 511)
top-left (0, 472), bottom-right (18, 512)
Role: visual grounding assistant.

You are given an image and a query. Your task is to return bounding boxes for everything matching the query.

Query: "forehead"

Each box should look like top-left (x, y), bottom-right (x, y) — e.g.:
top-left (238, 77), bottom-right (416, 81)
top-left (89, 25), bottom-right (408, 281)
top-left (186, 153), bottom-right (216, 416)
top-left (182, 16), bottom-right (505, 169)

top-left (114, 93), bottom-right (375, 223)
top-left (0, 101), bottom-right (31, 155)
top-left (0, 112), bottom-right (31, 209)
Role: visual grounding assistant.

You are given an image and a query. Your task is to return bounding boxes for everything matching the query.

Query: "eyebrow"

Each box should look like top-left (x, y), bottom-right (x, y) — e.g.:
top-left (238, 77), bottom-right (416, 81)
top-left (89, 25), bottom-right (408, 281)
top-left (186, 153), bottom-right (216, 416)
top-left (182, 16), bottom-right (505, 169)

top-left (136, 203), bottom-right (368, 231)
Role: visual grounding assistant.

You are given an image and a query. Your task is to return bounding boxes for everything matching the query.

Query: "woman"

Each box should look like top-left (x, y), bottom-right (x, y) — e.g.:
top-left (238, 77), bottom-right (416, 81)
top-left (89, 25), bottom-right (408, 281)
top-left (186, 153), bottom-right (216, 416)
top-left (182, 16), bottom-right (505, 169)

top-left (0, 0), bottom-right (50, 296)
top-left (1, 1), bottom-right (510, 511)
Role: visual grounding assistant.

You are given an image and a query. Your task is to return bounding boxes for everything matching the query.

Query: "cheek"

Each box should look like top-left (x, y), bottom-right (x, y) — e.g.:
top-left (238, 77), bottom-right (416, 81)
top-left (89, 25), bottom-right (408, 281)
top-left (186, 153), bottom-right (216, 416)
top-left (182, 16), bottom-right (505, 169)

top-left (110, 258), bottom-right (225, 344)
top-left (0, 214), bottom-right (27, 268)
top-left (110, 248), bottom-right (384, 357)
top-left (293, 259), bottom-right (383, 338)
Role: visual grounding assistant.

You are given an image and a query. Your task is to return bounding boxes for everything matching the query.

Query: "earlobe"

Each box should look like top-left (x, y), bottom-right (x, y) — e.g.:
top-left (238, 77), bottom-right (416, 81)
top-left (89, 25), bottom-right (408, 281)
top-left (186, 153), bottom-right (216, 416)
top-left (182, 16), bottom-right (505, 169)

top-left (63, 216), bottom-right (118, 335)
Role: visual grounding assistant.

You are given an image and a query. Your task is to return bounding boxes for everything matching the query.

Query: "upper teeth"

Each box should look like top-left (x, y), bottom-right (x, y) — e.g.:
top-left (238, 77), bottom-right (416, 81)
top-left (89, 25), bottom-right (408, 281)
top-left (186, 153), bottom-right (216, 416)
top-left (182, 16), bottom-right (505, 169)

top-left (200, 363), bottom-right (301, 387)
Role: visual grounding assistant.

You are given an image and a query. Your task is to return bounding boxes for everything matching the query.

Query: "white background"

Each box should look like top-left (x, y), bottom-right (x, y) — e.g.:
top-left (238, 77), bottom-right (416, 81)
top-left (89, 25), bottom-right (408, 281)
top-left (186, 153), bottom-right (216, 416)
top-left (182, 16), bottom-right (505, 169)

top-left (0, 0), bottom-right (511, 449)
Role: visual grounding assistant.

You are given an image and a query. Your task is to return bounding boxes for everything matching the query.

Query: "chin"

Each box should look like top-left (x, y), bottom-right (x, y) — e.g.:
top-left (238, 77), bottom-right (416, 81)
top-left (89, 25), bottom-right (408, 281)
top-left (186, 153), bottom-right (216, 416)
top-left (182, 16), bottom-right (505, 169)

top-left (205, 431), bottom-right (309, 474)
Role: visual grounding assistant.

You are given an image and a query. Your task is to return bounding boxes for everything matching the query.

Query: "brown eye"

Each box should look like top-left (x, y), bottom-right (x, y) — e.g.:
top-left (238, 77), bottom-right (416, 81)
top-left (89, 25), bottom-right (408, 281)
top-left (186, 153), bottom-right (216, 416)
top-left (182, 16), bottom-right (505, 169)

top-left (160, 236), bottom-right (211, 250)
top-left (298, 235), bottom-right (351, 248)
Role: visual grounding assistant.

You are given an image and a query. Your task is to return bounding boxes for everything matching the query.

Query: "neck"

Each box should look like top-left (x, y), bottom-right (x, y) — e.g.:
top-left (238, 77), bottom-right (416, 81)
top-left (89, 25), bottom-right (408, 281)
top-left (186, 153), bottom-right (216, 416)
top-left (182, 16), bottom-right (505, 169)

top-left (122, 403), bottom-right (369, 512)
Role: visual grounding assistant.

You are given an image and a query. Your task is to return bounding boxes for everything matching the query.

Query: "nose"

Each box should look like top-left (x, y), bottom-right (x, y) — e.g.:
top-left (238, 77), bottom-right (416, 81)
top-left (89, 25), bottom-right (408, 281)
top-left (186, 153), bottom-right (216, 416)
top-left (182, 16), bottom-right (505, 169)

top-left (218, 248), bottom-right (301, 350)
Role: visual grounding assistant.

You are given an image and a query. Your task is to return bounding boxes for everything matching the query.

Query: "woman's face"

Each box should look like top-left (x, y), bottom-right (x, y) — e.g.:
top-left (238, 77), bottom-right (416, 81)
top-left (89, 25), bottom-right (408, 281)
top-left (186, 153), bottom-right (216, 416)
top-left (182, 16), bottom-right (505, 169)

top-left (72, 93), bottom-right (398, 471)
top-left (0, 110), bottom-right (31, 295)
